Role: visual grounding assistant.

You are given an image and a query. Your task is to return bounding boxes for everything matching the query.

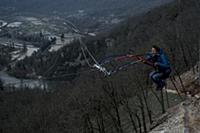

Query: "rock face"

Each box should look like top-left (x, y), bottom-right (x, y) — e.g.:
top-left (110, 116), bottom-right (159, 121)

top-left (150, 97), bottom-right (200, 133)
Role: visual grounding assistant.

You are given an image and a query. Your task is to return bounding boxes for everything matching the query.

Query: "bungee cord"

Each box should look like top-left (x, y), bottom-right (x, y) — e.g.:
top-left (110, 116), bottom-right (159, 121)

top-left (66, 21), bottom-right (154, 76)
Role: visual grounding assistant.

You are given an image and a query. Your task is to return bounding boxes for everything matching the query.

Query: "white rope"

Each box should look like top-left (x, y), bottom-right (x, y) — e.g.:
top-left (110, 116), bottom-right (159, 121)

top-left (81, 47), bottom-right (93, 67)
top-left (79, 38), bottom-right (99, 65)
top-left (78, 37), bottom-right (112, 75)
top-left (93, 64), bottom-right (111, 76)
top-left (65, 20), bottom-right (141, 76)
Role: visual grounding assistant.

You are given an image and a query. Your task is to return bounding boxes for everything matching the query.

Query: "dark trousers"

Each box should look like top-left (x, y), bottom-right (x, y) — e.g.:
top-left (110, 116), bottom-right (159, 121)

top-left (149, 68), bottom-right (171, 87)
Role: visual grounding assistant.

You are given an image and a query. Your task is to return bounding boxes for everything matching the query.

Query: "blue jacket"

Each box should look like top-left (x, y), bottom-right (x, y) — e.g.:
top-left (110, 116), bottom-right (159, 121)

top-left (145, 49), bottom-right (170, 72)
top-left (155, 49), bottom-right (170, 72)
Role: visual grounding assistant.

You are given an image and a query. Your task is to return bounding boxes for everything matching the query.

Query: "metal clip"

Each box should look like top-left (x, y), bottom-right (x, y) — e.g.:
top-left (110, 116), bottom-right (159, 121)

top-left (93, 64), bottom-right (111, 76)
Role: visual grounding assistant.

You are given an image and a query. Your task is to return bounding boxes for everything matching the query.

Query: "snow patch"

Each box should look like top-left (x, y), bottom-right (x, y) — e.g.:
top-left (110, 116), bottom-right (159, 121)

top-left (5, 43), bottom-right (40, 61)
top-left (7, 22), bottom-right (23, 28)
top-left (49, 37), bottom-right (74, 52)
top-left (111, 18), bottom-right (122, 24)
top-left (87, 33), bottom-right (96, 37)
top-left (48, 33), bottom-right (81, 52)
top-left (0, 20), bottom-right (8, 28)
top-left (17, 46), bottom-right (39, 61)
top-left (23, 17), bottom-right (43, 25)
top-left (166, 89), bottom-right (179, 94)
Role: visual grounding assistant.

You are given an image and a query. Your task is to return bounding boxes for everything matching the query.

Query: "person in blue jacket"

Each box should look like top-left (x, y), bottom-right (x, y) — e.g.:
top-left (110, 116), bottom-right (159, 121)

top-left (145, 45), bottom-right (171, 90)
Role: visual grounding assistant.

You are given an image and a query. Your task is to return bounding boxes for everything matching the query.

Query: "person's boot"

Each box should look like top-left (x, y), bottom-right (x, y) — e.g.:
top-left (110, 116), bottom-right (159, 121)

top-left (156, 81), bottom-right (166, 91)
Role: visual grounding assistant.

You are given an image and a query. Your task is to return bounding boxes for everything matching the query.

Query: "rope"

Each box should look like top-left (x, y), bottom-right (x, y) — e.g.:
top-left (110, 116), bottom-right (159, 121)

top-left (79, 38), bottom-right (99, 65)
top-left (81, 47), bottom-right (93, 67)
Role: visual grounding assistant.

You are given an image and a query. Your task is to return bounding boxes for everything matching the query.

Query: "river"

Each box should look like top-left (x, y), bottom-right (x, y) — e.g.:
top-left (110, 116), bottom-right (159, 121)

top-left (0, 70), bottom-right (68, 90)
top-left (0, 44), bottom-right (65, 90)
top-left (0, 70), bottom-right (47, 89)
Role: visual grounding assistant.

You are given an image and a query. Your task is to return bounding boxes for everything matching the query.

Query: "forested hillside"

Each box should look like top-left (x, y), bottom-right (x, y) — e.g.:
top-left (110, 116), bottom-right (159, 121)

top-left (11, 0), bottom-right (199, 80)
top-left (1, 0), bottom-right (200, 133)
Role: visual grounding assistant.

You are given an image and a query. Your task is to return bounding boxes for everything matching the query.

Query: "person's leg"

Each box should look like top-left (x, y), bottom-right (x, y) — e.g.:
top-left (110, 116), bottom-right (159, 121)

top-left (149, 71), bottom-right (159, 85)
top-left (149, 71), bottom-right (165, 88)
top-left (149, 71), bottom-right (157, 80)
top-left (161, 68), bottom-right (172, 80)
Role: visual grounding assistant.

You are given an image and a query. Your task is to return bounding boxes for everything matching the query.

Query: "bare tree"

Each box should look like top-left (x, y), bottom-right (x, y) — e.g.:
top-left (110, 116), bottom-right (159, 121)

top-left (137, 95), bottom-right (147, 133)
top-left (135, 112), bottom-right (142, 133)
top-left (121, 88), bottom-right (138, 133)
top-left (199, 39), bottom-right (200, 85)
top-left (102, 81), bottom-right (123, 133)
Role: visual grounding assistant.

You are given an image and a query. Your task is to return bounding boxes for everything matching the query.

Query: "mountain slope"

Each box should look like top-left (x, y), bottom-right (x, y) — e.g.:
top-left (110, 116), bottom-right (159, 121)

top-left (150, 96), bottom-right (200, 133)
top-left (0, 0), bottom-right (173, 15)
top-left (1, 0), bottom-right (200, 133)
top-left (10, 0), bottom-right (200, 79)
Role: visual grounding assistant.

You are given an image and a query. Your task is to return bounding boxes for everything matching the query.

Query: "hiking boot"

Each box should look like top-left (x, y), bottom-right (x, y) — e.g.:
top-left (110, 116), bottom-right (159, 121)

top-left (156, 82), bottom-right (166, 91)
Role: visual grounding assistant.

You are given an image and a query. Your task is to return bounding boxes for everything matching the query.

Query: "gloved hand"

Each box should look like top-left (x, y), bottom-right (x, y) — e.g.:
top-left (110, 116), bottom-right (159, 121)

top-left (154, 62), bottom-right (158, 67)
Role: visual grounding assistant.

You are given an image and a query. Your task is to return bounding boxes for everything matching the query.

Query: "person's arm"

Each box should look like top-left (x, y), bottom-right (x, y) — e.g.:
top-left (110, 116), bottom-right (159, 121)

top-left (141, 53), bottom-right (157, 67)
top-left (143, 60), bottom-right (155, 67)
